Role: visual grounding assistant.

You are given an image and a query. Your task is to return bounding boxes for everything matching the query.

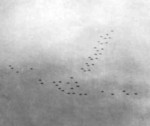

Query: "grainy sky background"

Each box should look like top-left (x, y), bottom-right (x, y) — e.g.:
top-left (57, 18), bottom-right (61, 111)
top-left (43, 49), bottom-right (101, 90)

top-left (0, 0), bottom-right (150, 126)
top-left (0, 0), bottom-right (150, 60)
top-left (0, 0), bottom-right (150, 82)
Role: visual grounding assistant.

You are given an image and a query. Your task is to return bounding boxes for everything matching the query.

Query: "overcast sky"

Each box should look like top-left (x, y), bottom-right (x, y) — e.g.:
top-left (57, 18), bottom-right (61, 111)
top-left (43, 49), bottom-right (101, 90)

top-left (0, 0), bottom-right (149, 78)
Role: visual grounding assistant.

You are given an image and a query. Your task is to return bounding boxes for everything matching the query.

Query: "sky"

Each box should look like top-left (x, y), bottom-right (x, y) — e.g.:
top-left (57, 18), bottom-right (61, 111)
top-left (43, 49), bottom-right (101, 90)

top-left (0, 1), bottom-right (150, 125)
top-left (0, 0), bottom-right (149, 81)
top-left (0, 0), bottom-right (149, 63)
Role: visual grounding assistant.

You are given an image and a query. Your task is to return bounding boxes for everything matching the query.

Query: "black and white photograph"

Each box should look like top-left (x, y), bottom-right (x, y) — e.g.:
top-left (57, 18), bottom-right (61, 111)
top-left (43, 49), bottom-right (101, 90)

top-left (0, 0), bottom-right (150, 126)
